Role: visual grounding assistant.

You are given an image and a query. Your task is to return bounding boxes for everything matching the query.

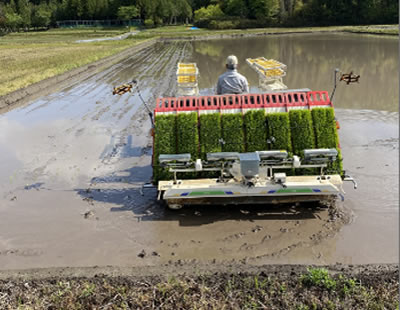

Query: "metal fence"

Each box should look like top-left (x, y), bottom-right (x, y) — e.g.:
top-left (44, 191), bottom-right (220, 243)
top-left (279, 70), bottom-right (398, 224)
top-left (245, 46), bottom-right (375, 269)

top-left (56, 19), bottom-right (143, 28)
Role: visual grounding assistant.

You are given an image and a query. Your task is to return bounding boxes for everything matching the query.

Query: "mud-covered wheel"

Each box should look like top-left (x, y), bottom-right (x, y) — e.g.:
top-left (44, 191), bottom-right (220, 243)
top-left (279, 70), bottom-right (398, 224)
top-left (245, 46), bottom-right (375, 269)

top-left (168, 203), bottom-right (183, 210)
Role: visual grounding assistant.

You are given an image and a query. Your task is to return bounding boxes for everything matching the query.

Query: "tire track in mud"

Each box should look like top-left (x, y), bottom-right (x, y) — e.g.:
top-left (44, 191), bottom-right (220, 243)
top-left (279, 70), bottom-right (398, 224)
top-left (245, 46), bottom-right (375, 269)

top-left (0, 41), bottom-right (188, 199)
top-left (95, 41), bottom-right (191, 169)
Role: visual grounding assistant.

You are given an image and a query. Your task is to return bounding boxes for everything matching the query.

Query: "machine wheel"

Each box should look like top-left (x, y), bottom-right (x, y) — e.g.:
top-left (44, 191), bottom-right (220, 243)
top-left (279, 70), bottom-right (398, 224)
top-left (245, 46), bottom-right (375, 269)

top-left (168, 203), bottom-right (183, 210)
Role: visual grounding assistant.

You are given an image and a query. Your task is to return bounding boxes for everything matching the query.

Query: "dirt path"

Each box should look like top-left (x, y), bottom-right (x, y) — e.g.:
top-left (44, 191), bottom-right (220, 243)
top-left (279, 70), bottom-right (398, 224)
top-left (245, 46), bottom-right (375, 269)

top-left (0, 38), bottom-right (397, 271)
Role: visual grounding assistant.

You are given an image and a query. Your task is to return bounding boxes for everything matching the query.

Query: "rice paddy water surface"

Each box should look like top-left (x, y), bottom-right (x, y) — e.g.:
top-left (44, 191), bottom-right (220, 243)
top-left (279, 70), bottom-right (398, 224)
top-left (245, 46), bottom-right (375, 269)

top-left (0, 33), bottom-right (397, 269)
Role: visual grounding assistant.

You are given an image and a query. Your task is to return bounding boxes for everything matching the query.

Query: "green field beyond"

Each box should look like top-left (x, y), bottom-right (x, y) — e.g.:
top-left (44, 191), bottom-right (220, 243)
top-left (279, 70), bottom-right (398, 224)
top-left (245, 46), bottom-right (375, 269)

top-left (0, 28), bottom-right (148, 96)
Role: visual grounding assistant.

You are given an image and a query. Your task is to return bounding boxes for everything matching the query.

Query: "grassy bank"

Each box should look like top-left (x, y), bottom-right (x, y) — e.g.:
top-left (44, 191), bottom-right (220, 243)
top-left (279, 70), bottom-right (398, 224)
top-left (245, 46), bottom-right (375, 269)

top-left (0, 28), bottom-right (148, 96)
top-left (143, 24), bottom-right (399, 37)
top-left (0, 266), bottom-right (397, 309)
top-left (0, 24), bottom-right (397, 97)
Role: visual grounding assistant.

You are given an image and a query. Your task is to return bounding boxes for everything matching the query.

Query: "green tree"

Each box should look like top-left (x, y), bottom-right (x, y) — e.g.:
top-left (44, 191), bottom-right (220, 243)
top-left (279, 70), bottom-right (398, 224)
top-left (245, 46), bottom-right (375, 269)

top-left (66, 0), bottom-right (84, 19)
top-left (248, 0), bottom-right (279, 22)
top-left (138, 0), bottom-right (157, 20)
top-left (177, 0), bottom-right (193, 22)
top-left (9, 0), bottom-right (17, 13)
top-left (0, 5), bottom-right (6, 30)
top-left (31, 3), bottom-right (51, 28)
top-left (194, 4), bottom-right (224, 21)
top-left (5, 12), bottom-right (23, 30)
top-left (117, 5), bottom-right (139, 19)
top-left (224, 0), bottom-right (249, 17)
top-left (17, 0), bottom-right (31, 29)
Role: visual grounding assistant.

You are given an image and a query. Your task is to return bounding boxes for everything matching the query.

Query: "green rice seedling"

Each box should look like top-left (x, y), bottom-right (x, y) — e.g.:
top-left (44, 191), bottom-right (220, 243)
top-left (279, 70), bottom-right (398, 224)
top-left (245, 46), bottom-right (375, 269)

top-left (311, 108), bottom-right (337, 147)
top-left (221, 113), bottom-right (245, 152)
top-left (177, 112), bottom-right (199, 179)
top-left (153, 114), bottom-right (176, 183)
top-left (266, 112), bottom-right (294, 175)
top-left (312, 107), bottom-right (343, 174)
top-left (199, 113), bottom-right (222, 178)
top-left (244, 110), bottom-right (268, 152)
top-left (199, 113), bottom-right (222, 159)
top-left (266, 112), bottom-right (292, 152)
top-left (331, 148), bottom-right (343, 175)
top-left (289, 110), bottom-right (316, 175)
top-left (289, 109), bottom-right (315, 155)
top-left (177, 112), bottom-right (199, 157)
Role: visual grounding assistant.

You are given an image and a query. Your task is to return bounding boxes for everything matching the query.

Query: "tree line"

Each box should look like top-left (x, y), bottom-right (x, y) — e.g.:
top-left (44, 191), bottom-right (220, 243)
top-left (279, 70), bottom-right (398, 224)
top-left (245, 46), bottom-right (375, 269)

top-left (0, 0), bottom-right (398, 32)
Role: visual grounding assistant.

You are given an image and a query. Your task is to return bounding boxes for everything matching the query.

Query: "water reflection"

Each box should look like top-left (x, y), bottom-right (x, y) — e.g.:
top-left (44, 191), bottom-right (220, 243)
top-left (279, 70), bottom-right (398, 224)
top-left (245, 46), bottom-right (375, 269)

top-left (190, 33), bottom-right (398, 112)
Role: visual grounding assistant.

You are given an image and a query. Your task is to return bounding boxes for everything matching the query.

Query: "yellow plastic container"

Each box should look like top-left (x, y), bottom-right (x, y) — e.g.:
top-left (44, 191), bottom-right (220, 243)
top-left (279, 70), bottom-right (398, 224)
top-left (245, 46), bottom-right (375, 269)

top-left (177, 63), bottom-right (198, 75)
top-left (263, 68), bottom-right (285, 78)
top-left (177, 62), bottom-right (198, 85)
top-left (246, 57), bottom-right (286, 70)
top-left (177, 68), bottom-right (197, 75)
top-left (178, 76), bottom-right (197, 83)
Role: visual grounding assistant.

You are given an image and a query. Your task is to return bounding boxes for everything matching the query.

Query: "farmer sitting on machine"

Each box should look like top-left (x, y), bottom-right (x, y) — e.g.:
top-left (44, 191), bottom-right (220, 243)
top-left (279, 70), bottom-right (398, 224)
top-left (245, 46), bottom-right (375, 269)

top-left (216, 55), bottom-right (249, 95)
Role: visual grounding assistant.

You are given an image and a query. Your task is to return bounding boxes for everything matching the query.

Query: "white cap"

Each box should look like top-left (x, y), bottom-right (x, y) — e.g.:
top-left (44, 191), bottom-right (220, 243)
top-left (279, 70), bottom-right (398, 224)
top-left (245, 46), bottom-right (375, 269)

top-left (226, 55), bottom-right (238, 66)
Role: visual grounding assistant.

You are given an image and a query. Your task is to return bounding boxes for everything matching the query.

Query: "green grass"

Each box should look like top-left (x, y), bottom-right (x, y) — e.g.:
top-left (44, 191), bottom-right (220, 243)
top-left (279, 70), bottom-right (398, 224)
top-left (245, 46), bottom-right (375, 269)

top-left (0, 267), bottom-right (397, 309)
top-left (0, 27), bottom-right (147, 96)
top-left (300, 268), bottom-right (337, 291)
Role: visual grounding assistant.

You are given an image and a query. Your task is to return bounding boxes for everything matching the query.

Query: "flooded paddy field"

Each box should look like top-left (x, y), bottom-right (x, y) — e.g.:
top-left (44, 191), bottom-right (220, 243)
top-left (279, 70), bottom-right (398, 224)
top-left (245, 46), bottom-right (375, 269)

top-left (0, 33), bottom-right (397, 270)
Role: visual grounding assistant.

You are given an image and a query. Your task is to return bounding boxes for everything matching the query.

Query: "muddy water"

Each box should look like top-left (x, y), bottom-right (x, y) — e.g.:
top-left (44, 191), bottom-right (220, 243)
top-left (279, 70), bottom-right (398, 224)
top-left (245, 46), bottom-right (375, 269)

top-left (0, 33), bottom-right (397, 270)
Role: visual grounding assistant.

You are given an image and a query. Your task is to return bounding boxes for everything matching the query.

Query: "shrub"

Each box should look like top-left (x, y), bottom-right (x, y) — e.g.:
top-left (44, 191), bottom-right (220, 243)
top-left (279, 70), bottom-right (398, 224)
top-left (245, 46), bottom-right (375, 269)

top-left (221, 113), bottom-right (244, 152)
top-left (208, 20), bottom-right (238, 29)
top-left (144, 19), bottom-right (154, 28)
top-left (153, 114), bottom-right (176, 183)
top-left (244, 110), bottom-right (268, 152)
top-left (266, 112), bottom-right (292, 152)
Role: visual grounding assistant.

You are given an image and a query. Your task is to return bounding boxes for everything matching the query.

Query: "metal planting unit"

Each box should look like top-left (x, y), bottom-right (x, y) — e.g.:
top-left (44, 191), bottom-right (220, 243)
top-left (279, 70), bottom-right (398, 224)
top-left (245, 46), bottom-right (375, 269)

top-left (152, 90), bottom-right (357, 209)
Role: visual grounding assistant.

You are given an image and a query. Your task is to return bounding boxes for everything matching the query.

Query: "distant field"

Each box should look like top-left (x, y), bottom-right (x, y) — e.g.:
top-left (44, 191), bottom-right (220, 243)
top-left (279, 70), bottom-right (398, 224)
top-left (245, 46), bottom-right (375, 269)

top-left (0, 28), bottom-right (145, 96)
top-left (143, 24), bottom-right (399, 36)
top-left (0, 25), bottom-right (397, 97)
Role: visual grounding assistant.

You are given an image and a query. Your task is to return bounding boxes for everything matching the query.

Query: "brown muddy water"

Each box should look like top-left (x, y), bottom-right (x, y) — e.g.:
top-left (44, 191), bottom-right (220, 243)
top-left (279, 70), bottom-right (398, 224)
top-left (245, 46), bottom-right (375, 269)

top-left (0, 33), bottom-right (398, 270)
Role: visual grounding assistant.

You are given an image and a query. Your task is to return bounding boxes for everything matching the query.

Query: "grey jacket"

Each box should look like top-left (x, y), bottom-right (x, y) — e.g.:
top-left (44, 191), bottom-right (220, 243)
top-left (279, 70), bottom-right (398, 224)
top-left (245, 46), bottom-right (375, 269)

top-left (216, 69), bottom-right (249, 95)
